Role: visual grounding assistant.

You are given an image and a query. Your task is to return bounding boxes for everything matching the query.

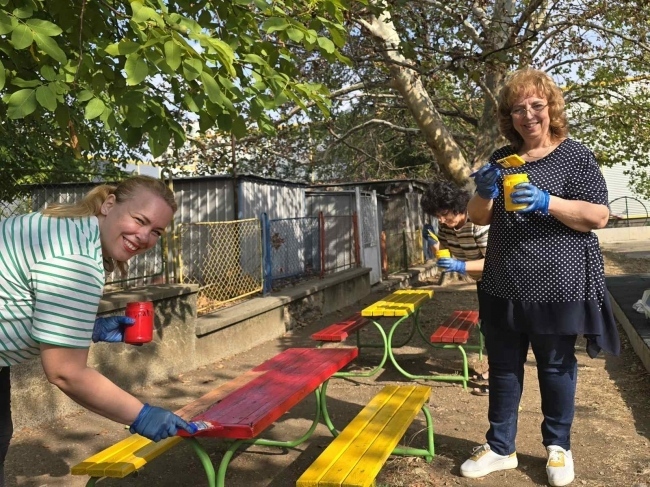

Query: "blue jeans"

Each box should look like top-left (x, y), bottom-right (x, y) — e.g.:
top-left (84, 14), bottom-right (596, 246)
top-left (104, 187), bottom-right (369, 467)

top-left (482, 320), bottom-right (577, 455)
top-left (0, 367), bottom-right (11, 487)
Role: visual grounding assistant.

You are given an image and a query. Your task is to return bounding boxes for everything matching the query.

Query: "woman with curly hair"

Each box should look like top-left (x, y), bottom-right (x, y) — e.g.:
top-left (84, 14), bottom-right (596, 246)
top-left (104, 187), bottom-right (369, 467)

top-left (462, 68), bottom-right (619, 486)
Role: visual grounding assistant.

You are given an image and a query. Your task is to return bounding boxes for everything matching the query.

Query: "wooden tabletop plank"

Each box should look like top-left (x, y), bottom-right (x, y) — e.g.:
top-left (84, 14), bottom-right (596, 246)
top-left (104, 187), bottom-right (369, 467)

top-left (361, 290), bottom-right (433, 317)
top-left (189, 347), bottom-right (359, 439)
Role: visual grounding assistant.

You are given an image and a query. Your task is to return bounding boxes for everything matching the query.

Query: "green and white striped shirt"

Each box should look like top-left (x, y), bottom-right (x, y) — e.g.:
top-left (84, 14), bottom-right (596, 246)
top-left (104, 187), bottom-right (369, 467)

top-left (0, 213), bottom-right (104, 366)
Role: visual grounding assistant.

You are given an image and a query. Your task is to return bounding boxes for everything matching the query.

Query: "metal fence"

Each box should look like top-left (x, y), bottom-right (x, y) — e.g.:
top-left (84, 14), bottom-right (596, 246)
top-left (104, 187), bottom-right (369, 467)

top-left (174, 219), bottom-right (263, 314)
top-left (3, 170), bottom-right (362, 311)
top-left (261, 212), bottom-right (360, 293)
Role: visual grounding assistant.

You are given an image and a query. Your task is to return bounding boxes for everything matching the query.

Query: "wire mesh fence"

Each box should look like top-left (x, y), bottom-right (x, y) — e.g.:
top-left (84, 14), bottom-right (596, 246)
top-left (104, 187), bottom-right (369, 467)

top-left (174, 219), bottom-right (263, 314)
top-left (321, 214), bottom-right (359, 274)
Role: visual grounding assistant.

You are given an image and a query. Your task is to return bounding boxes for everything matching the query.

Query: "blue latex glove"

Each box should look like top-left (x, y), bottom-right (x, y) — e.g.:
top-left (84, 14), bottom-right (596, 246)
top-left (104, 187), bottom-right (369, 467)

top-left (511, 182), bottom-right (550, 214)
top-left (437, 257), bottom-right (467, 274)
top-left (92, 316), bottom-right (135, 343)
top-left (129, 403), bottom-right (195, 442)
top-left (471, 164), bottom-right (502, 200)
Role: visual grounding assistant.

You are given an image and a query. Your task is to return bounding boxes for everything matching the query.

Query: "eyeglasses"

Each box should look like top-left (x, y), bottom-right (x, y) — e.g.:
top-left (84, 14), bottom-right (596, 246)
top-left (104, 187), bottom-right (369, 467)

top-left (511, 103), bottom-right (548, 118)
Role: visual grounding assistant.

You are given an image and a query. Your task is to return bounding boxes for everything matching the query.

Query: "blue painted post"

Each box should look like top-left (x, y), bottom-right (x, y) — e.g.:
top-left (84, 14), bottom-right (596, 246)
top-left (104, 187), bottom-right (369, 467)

top-left (261, 213), bottom-right (273, 295)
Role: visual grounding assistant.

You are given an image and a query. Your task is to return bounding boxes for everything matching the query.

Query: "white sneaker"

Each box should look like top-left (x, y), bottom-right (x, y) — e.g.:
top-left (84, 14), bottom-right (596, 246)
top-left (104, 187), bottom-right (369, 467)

top-left (460, 443), bottom-right (518, 478)
top-left (546, 445), bottom-right (574, 486)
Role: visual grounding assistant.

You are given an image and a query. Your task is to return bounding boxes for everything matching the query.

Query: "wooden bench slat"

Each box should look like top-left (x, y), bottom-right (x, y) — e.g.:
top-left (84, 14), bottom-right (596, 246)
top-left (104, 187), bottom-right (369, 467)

top-left (310, 313), bottom-right (369, 342)
top-left (430, 310), bottom-right (479, 344)
top-left (344, 386), bottom-right (430, 487)
top-left (297, 385), bottom-right (430, 487)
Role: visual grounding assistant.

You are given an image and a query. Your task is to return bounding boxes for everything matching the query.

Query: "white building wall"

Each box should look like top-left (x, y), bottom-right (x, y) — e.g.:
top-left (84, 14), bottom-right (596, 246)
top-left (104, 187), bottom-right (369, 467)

top-left (601, 164), bottom-right (650, 218)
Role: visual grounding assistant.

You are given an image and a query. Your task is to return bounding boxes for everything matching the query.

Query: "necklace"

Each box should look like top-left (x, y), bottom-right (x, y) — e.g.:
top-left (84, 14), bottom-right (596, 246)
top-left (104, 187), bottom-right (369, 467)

top-left (523, 141), bottom-right (554, 158)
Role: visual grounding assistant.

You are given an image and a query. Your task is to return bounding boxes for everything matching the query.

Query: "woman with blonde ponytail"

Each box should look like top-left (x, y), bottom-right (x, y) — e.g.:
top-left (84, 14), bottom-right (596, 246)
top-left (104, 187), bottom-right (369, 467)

top-left (0, 175), bottom-right (191, 487)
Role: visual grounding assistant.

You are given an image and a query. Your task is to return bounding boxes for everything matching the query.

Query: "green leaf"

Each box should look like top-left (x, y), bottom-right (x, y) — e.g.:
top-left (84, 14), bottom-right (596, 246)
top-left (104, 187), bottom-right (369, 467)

top-left (164, 40), bottom-right (182, 71)
top-left (0, 11), bottom-right (15, 35)
top-left (132, 3), bottom-right (163, 26)
top-left (317, 37), bottom-right (336, 54)
top-left (40, 64), bottom-right (56, 81)
top-left (11, 24), bottom-right (33, 49)
top-left (85, 98), bottom-right (106, 119)
top-left (34, 32), bottom-right (67, 63)
top-left (11, 77), bottom-right (41, 88)
top-left (12, 6), bottom-right (33, 19)
top-left (262, 17), bottom-right (291, 34)
top-left (125, 54), bottom-right (148, 86)
top-left (6, 89), bottom-right (37, 118)
top-left (148, 124), bottom-right (171, 158)
top-left (286, 27), bottom-right (304, 43)
top-left (182, 58), bottom-right (202, 80)
top-left (231, 116), bottom-right (247, 138)
top-left (183, 92), bottom-right (201, 112)
top-left (77, 89), bottom-right (94, 102)
top-left (200, 71), bottom-right (225, 106)
top-left (26, 18), bottom-right (62, 36)
top-left (242, 54), bottom-right (268, 66)
top-left (35, 85), bottom-right (57, 111)
top-left (0, 60), bottom-right (5, 90)
top-left (104, 41), bottom-right (140, 56)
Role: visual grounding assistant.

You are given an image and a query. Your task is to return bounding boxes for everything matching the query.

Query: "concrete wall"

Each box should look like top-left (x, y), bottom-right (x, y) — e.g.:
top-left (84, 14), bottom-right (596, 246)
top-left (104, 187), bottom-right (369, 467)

top-left (594, 226), bottom-right (650, 243)
top-left (10, 269), bottom-right (370, 430)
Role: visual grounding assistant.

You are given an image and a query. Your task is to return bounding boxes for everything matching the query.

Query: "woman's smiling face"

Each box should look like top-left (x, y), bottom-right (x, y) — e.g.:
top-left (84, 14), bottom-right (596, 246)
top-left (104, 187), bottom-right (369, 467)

top-left (511, 92), bottom-right (550, 144)
top-left (98, 189), bottom-right (174, 263)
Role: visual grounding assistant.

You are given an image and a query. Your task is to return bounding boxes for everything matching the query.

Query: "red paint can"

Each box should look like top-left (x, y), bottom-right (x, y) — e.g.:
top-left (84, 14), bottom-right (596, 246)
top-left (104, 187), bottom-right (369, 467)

top-left (124, 301), bottom-right (154, 344)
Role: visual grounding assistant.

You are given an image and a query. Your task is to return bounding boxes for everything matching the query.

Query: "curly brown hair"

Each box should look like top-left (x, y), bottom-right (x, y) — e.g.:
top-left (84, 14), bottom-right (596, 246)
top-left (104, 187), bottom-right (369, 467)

top-left (497, 68), bottom-right (569, 149)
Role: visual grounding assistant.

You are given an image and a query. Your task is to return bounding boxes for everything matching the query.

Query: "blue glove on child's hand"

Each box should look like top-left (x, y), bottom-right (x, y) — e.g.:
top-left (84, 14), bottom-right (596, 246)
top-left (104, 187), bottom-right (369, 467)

top-left (510, 182), bottom-right (550, 214)
top-left (92, 316), bottom-right (135, 343)
top-left (472, 164), bottom-right (502, 200)
top-left (437, 257), bottom-right (467, 274)
top-left (129, 404), bottom-right (194, 442)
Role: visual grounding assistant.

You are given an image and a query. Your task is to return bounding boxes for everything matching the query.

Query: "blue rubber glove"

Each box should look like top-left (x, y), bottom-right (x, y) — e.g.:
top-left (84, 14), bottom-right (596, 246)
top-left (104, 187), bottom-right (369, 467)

top-left (510, 182), bottom-right (550, 214)
top-left (129, 404), bottom-right (195, 442)
top-left (437, 257), bottom-right (467, 274)
top-left (92, 316), bottom-right (135, 343)
top-left (471, 164), bottom-right (502, 200)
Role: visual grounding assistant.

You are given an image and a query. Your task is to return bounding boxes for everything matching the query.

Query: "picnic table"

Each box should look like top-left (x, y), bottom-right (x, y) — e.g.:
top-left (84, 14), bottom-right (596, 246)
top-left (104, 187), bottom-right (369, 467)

top-left (360, 289), bottom-right (435, 380)
top-left (73, 347), bottom-right (358, 487)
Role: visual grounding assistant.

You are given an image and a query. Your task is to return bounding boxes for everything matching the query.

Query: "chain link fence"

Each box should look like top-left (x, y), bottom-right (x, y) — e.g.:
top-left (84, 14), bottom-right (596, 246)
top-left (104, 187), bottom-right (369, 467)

top-left (174, 219), bottom-right (263, 314)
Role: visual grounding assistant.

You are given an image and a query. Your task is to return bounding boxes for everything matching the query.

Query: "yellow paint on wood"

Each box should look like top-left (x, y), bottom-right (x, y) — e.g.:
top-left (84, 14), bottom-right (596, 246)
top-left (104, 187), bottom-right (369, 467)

top-left (361, 290), bottom-right (433, 317)
top-left (296, 385), bottom-right (431, 487)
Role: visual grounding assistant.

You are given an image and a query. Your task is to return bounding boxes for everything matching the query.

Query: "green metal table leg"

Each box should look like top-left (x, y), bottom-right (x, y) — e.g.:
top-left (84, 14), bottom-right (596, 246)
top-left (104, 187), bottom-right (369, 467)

top-left (391, 405), bottom-right (435, 462)
top-left (318, 380), bottom-right (339, 436)
top-left (209, 388), bottom-right (324, 486)
top-left (186, 437), bottom-right (216, 487)
top-left (387, 316), bottom-right (471, 388)
top-left (333, 322), bottom-right (388, 378)
top-left (85, 478), bottom-right (99, 487)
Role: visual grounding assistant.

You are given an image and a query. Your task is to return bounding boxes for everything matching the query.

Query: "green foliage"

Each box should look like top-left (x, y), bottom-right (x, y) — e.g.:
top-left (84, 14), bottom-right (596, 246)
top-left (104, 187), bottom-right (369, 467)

top-left (0, 0), bottom-right (349, 160)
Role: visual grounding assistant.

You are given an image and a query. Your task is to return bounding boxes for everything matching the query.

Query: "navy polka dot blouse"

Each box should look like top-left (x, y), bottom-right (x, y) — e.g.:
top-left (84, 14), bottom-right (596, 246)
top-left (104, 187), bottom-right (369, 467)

top-left (477, 138), bottom-right (620, 356)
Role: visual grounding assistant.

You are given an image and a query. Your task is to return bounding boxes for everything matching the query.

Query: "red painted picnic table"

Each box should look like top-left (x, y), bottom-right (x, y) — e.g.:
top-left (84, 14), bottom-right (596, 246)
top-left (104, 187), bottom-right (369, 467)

top-left (176, 347), bottom-right (359, 486)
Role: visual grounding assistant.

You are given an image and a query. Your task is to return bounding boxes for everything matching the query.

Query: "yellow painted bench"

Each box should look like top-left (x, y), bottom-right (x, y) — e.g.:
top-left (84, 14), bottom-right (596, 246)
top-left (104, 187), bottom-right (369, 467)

top-left (71, 370), bottom-right (265, 486)
top-left (296, 384), bottom-right (434, 487)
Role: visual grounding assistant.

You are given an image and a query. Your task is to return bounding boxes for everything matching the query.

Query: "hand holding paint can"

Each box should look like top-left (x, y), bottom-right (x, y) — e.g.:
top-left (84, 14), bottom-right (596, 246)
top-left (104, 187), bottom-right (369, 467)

top-left (124, 301), bottom-right (154, 345)
top-left (503, 173), bottom-right (530, 211)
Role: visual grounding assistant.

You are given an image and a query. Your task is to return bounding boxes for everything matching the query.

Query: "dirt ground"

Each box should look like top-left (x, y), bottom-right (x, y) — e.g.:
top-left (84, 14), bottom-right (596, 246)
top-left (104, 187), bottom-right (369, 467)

top-left (5, 249), bottom-right (650, 487)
